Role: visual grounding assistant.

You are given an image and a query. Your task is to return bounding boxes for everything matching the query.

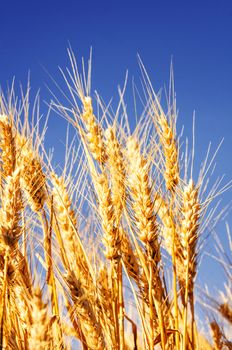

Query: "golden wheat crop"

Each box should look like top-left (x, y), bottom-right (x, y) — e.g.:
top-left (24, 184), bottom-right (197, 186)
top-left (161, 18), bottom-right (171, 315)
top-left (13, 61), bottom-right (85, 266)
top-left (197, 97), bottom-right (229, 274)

top-left (0, 50), bottom-right (231, 349)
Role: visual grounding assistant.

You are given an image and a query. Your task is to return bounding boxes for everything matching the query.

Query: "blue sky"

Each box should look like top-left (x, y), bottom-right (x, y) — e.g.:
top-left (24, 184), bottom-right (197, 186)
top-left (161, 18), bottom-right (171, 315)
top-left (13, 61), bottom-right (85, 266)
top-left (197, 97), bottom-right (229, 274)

top-left (1, 1), bottom-right (232, 156)
top-left (0, 0), bottom-right (232, 290)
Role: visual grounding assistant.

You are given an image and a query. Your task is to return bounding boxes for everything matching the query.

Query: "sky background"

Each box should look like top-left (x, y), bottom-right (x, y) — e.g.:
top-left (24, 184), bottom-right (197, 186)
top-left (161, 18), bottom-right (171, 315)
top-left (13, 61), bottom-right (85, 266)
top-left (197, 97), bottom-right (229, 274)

top-left (0, 0), bottom-right (232, 297)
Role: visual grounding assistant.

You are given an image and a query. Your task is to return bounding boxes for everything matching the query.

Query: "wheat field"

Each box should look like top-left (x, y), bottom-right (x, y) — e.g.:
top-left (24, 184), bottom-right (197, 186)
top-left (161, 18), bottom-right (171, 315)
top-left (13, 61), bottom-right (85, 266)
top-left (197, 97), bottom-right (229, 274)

top-left (0, 51), bottom-right (231, 349)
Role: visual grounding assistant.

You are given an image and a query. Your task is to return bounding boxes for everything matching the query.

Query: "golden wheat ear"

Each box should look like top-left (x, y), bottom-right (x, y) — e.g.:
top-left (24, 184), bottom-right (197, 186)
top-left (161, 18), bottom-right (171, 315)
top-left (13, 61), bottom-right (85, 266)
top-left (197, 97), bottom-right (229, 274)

top-left (65, 271), bottom-right (106, 350)
top-left (80, 96), bottom-right (106, 165)
top-left (0, 114), bottom-right (17, 178)
top-left (28, 287), bottom-right (51, 350)
top-left (0, 170), bottom-right (22, 248)
top-left (104, 126), bottom-right (126, 223)
top-left (19, 144), bottom-right (46, 213)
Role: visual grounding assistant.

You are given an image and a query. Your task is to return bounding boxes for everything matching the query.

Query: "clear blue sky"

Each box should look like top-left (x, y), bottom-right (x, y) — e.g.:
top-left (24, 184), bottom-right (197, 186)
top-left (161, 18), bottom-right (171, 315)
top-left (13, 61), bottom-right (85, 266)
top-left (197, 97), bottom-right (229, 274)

top-left (0, 0), bottom-right (231, 290)
top-left (1, 1), bottom-right (232, 159)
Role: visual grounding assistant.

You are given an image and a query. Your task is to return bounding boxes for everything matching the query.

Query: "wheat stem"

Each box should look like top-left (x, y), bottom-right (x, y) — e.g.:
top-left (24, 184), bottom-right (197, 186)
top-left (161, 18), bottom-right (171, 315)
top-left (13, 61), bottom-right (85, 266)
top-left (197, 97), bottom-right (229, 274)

top-left (0, 247), bottom-right (9, 350)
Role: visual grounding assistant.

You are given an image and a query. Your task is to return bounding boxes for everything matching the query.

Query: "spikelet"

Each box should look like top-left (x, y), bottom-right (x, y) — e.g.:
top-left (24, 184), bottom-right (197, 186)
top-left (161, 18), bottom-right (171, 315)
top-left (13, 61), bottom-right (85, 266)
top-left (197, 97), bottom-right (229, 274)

top-left (81, 96), bottom-right (106, 164)
top-left (65, 271), bottom-right (106, 350)
top-left (104, 126), bottom-right (125, 222)
top-left (0, 114), bottom-right (16, 178)
top-left (17, 136), bottom-right (46, 212)
top-left (28, 287), bottom-right (51, 350)
top-left (126, 137), bottom-right (159, 258)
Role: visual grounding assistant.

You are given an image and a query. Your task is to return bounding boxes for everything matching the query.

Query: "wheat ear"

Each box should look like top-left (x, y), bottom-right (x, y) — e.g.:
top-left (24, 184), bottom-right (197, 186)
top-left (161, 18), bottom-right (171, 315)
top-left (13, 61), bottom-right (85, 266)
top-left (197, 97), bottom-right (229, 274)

top-left (126, 137), bottom-right (159, 252)
top-left (17, 136), bottom-right (46, 212)
top-left (65, 271), bottom-right (106, 350)
top-left (104, 126), bottom-right (126, 223)
top-left (28, 287), bottom-right (51, 350)
top-left (126, 136), bottom-right (167, 350)
top-left (96, 264), bottom-right (116, 348)
top-left (0, 114), bottom-right (16, 179)
top-left (178, 179), bottom-right (200, 349)
top-left (120, 228), bottom-right (140, 283)
top-left (51, 173), bottom-right (89, 272)
top-left (154, 192), bottom-right (180, 346)
top-left (77, 99), bottom-right (124, 348)
top-left (80, 96), bottom-right (106, 164)
top-left (158, 112), bottom-right (179, 192)
top-left (93, 170), bottom-right (124, 348)
top-left (0, 170), bottom-right (22, 250)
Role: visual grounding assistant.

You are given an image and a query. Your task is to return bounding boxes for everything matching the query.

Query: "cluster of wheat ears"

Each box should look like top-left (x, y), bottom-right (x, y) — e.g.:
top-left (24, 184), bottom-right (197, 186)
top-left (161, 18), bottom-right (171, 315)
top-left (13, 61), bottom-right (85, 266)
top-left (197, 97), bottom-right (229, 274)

top-left (0, 51), bottom-right (231, 350)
